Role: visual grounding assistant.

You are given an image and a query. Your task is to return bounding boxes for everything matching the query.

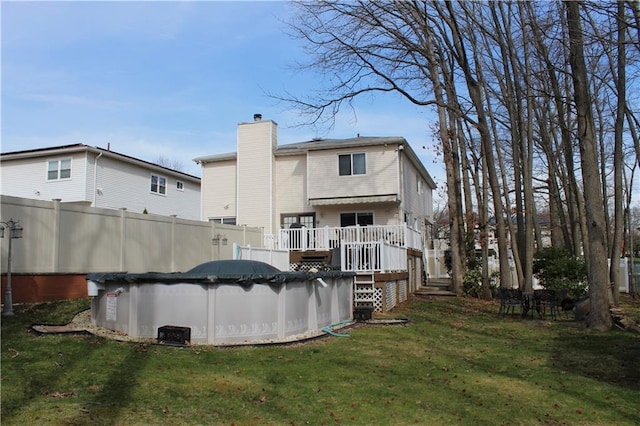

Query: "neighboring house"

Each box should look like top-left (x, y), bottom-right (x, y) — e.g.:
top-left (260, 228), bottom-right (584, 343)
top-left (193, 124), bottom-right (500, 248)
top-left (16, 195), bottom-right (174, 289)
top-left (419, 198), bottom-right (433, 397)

top-left (0, 144), bottom-right (201, 220)
top-left (194, 114), bottom-right (436, 239)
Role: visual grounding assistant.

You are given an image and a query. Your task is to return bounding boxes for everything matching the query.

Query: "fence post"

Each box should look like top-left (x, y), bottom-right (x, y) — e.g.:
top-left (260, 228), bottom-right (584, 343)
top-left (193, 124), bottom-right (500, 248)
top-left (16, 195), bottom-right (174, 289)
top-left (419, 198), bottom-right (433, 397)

top-left (51, 199), bottom-right (61, 272)
top-left (119, 208), bottom-right (127, 271)
top-left (341, 241), bottom-right (346, 271)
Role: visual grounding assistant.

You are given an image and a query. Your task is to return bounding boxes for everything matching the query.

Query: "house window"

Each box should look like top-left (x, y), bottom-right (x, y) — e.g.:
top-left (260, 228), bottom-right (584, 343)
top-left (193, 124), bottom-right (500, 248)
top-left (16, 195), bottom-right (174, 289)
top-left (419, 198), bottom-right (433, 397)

top-left (338, 153), bottom-right (366, 176)
top-left (47, 158), bottom-right (71, 180)
top-left (340, 212), bottom-right (373, 227)
top-left (282, 214), bottom-right (315, 229)
top-left (176, 181), bottom-right (184, 191)
top-left (210, 217), bottom-right (236, 225)
top-left (150, 174), bottom-right (167, 195)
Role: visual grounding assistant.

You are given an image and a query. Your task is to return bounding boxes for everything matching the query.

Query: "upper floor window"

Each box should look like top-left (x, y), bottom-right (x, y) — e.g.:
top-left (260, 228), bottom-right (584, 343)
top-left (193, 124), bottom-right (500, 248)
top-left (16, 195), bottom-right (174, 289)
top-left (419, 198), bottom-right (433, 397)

top-left (176, 180), bottom-right (184, 191)
top-left (47, 158), bottom-right (71, 180)
top-left (150, 174), bottom-right (167, 195)
top-left (339, 153), bottom-right (366, 176)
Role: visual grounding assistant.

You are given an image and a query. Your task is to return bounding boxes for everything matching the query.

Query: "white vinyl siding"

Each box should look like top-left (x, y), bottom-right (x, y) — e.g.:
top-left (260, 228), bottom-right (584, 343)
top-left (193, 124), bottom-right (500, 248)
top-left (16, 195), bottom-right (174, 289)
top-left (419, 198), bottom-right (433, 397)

top-left (236, 120), bottom-right (277, 233)
top-left (275, 154), bottom-right (312, 229)
top-left (401, 154), bottom-right (433, 226)
top-left (308, 146), bottom-right (397, 201)
top-left (94, 156), bottom-right (199, 219)
top-left (201, 159), bottom-right (237, 221)
top-left (1, 154), bottom-right (87, 202)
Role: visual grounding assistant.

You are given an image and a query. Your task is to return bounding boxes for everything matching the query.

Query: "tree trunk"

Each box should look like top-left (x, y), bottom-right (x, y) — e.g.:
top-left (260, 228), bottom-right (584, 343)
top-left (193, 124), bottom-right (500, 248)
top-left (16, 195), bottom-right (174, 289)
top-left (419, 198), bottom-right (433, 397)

top-left (609, 0), bottom-right (627, 306)
top-left (565, 0), bottom-right (612, 330)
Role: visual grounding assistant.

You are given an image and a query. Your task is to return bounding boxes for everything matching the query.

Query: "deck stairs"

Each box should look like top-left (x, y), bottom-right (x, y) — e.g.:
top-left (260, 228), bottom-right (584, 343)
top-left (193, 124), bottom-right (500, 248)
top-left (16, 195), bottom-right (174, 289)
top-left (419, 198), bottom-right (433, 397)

top-left (415, 277), bottom-right (457, 297)
top-left (353, 273), bottom-right (377, 310)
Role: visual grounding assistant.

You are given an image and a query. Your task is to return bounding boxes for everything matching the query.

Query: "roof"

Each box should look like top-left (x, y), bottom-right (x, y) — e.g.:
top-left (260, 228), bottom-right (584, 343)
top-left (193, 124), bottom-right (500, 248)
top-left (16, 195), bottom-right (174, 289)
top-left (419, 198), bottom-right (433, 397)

top-left (1, 143), bottom-right (200, 182)
top-left (194, 136), bottom-right (436, 189)
top-left (276, 136), bottom-right (405, 152)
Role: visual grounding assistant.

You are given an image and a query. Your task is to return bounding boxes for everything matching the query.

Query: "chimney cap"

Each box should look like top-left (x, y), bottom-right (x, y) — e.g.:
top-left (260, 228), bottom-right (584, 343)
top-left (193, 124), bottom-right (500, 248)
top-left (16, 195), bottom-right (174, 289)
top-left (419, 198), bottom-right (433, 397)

top-left (253, 113), bottom-right (262, 121)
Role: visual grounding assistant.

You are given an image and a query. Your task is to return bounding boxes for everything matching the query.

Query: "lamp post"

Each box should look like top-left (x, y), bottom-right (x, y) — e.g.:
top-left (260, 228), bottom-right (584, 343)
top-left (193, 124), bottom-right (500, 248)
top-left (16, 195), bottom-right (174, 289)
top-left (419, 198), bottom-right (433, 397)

top-left (1, 218), bottom-right (24, 317)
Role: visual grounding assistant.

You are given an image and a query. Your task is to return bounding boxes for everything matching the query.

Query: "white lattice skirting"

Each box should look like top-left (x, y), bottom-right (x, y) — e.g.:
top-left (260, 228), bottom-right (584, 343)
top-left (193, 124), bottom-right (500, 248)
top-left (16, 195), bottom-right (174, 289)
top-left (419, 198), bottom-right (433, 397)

top-left (385, 281), bottom-right (397, 311)
top-left (398, 279), bottom-right (407, 303)
top-left (374, 288), bottom-right (383, 312)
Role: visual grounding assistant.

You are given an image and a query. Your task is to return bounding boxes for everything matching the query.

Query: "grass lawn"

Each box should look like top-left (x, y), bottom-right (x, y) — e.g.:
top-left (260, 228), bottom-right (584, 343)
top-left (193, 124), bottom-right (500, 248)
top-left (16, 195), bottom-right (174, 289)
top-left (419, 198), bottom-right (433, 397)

top-left (2, 295), bottom-right (639, 425)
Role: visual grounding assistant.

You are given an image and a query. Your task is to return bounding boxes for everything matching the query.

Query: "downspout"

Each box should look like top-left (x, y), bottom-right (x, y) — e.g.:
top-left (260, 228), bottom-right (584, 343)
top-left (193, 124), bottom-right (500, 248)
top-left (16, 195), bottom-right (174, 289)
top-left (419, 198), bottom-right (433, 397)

top-left (93, 151), bottom-right (103, 207)
top-left (398, 144), bottom-right (405, 226)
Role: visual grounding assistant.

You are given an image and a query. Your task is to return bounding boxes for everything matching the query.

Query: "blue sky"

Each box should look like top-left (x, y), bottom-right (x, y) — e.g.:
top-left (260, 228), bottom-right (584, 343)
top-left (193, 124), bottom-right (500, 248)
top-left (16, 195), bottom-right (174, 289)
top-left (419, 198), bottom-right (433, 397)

top-left (1, 1), bottom-right (444, 198)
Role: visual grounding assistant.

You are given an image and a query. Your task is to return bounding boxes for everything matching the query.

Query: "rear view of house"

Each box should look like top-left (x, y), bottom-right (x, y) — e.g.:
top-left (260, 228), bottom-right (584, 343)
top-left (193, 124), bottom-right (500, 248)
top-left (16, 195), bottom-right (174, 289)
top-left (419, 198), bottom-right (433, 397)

top-left (194, 115), bottom-right (438, 312)
top-left (194, 115), bottom-right (436, 238)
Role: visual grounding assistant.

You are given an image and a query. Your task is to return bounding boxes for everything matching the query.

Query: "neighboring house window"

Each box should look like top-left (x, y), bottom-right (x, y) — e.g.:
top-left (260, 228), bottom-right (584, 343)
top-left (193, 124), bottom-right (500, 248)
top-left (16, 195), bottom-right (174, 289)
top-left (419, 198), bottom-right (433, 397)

top-left (338, 153), bottom-right (366, 176)
top-left (176, 180), bottom-right (184, 191)
top-left (282, 214), bottom-right (315, 229)
top-left (210, 217), bottom-right (236, 225)
top-left (47, 158), bottom-right (71, 180)
top-left (150, 174), bottom-right (167, 195)
top-left (340, 212), bottom-right (373, 227)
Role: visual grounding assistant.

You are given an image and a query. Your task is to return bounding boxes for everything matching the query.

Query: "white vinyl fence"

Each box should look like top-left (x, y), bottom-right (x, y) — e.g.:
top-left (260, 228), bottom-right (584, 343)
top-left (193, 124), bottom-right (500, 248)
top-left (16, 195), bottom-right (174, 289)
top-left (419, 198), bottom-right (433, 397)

top-left (0, 195), bottom-right (263, 274)
top-left (232, 243), bottom-right (290, 271)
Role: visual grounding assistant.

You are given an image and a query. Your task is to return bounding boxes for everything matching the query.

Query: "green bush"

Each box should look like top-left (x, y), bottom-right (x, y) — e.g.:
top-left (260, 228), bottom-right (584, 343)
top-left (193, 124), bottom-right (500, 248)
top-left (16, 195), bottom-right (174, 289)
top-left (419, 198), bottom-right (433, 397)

top-left (533, 247), bottom-right (588, 299)
top-left (463, 269), bottom-right (499, 298)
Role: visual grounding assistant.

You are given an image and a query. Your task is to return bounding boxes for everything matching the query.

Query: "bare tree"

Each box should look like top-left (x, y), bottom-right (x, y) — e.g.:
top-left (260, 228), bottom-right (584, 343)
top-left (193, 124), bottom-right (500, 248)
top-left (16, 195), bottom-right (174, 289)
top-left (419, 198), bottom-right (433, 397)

top-left (565, 0), bottom-right (613, 330)
top-left (282, 1), bottom-right (637, 328)
top-left (154, 156), bottom-right (186, 173)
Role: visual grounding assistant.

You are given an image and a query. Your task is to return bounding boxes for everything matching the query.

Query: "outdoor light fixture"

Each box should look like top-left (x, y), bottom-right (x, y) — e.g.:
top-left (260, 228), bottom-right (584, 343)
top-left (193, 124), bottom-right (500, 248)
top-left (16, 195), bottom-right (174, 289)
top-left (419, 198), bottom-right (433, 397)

top-left (1, 218), bottom-right (24, 317)
top-left (212, 234), bottom-right (228, 246)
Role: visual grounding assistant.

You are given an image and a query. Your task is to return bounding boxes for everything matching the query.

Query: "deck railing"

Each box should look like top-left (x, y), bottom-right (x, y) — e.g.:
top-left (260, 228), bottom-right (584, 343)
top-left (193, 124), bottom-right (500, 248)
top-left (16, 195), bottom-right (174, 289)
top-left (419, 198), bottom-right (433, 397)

top-left (232, 243), bottom-right (290, 271)
top-left (341, 240), bottom-right (407, 272)
top-left (272, 224), bottom-right (423, 251)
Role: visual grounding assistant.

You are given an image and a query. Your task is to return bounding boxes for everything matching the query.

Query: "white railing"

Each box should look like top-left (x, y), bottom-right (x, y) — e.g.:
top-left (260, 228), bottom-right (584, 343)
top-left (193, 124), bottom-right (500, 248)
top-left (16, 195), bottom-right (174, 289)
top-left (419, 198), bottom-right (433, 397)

top-left (275, 224), bottom-right (423, 251)
top-left (341, 240), bottom-right (407, 272)
top-left (232, 243), bottom-right (290, 271)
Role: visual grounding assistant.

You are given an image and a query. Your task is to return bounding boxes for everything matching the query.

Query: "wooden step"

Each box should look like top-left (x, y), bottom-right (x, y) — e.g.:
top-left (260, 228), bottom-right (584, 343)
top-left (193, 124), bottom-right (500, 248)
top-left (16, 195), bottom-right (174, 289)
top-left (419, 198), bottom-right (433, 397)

top-left (424, 278), bottom-right (452, 289)
top-left (414, 286), bottom-right (457, 297)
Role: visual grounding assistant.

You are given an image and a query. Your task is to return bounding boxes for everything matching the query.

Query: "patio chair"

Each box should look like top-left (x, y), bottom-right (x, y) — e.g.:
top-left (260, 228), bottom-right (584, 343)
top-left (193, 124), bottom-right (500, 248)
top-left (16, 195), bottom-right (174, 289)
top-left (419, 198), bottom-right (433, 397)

top-left (532, 289), bottom-right (560, 320)
top-left (498, 288), bottom-right (524, 318)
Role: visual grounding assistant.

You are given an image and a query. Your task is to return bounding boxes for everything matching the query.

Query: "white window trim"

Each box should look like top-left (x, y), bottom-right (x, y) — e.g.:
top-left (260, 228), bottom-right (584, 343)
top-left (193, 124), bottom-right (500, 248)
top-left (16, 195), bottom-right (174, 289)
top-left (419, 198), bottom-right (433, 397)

top-left (176, 180), bottom-right (184, 191)
top-left (150, 173), bottom-right (167, 196)
top-left (46, 158), bottom-right (72, 181)
top-left (338, 152), bottom-right (366, 176)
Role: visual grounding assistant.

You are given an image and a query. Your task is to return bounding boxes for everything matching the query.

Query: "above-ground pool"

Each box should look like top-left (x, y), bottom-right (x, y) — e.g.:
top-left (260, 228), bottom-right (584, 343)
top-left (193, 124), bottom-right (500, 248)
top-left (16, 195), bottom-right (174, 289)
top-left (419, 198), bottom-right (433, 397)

top-left (86, 260), bottom-right (355, 345)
